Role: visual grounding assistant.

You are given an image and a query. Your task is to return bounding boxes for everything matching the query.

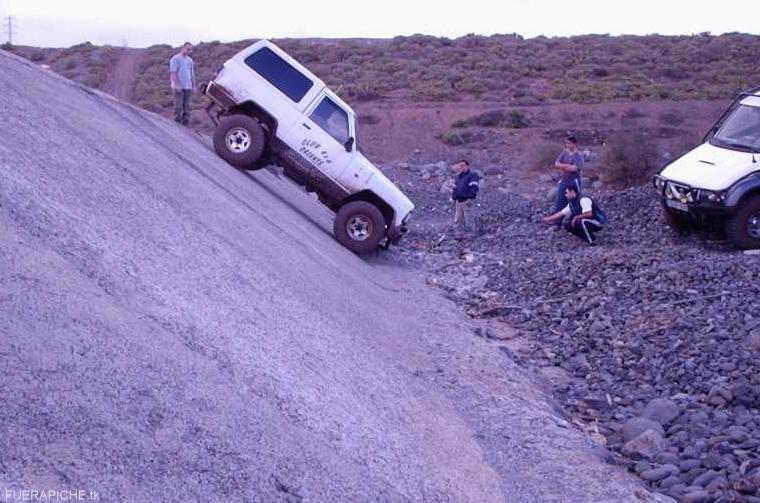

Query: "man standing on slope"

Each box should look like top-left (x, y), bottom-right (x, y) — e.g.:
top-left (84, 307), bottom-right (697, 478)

top-left (451, 160), bottom-right (481, 234)
top-left (542, 185), bottom-right (607, 245)
top-left (553, 135), bottom-right (584, 216)
top-left (169, 42), bottom-right (195, 126)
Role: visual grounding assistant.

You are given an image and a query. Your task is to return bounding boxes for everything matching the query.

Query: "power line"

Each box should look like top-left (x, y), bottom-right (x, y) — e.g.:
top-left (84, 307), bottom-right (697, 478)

top-left (3, 15), bottom-right (15, 45)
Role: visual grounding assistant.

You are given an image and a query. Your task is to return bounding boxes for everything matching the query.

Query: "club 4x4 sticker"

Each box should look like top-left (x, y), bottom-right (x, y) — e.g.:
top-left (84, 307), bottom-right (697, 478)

top-left (299, 139), bottom-right (332, 168)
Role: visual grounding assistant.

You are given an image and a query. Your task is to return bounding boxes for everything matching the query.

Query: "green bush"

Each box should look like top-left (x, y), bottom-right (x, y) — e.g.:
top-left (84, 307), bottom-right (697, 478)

top-left (452, 109), bottom-right (530, 129)
top-left (438, 129), bottom-right (484, 146)
top-left (411, 79), bottom-right (455, 101)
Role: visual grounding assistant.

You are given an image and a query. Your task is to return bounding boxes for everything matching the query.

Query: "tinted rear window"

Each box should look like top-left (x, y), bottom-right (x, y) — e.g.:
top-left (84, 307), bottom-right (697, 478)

top-left (244, 47), bottom-right (313, 102)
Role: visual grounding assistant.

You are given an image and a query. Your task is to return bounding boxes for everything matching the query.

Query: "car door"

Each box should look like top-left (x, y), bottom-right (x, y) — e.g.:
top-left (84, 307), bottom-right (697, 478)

top-left (282, 94), bottom-right (356, 181)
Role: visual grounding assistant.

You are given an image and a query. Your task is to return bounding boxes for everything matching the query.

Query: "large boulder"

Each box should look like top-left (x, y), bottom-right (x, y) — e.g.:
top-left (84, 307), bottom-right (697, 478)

top-left (622, 417), bottom-right (666, 442)
top-left (642, 398), bottom-right (681, 425)
top-left (623, 430), bottom-right (666, 460)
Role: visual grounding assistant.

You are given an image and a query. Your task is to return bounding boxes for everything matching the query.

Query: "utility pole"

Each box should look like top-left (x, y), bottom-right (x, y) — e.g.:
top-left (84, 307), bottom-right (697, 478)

top-left (3, 15), bottom-right (15, 45)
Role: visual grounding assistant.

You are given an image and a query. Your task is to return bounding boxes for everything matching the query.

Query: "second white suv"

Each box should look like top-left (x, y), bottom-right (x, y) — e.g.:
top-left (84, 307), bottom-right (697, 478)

top-left (202, 40), bottom-right (414, 254)
top-left (654, 86), bottom-right (760, 249)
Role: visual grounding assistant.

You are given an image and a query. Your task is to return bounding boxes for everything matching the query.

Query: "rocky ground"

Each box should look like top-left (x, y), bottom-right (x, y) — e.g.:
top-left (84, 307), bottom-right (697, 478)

top-left (390, 160), bottom-right (760, 503)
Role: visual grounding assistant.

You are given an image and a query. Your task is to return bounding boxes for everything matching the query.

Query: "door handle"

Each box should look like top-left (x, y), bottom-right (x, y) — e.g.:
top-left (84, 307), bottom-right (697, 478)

top-left (302, 123), bottom-right (311, 130)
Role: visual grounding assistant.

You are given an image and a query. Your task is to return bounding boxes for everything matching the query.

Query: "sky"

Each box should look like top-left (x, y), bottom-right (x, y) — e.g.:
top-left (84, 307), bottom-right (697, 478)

top-left (0, 0), bottom-right (757, 48)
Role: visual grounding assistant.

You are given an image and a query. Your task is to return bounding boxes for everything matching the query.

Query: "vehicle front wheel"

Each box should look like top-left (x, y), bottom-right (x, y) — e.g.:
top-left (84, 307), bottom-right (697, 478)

top-left (725, 196), bottom-right (760, 249)
top-left (212, 114), bottom-right (266, 170)
top-left (333, 201), bottom-right (386, 254)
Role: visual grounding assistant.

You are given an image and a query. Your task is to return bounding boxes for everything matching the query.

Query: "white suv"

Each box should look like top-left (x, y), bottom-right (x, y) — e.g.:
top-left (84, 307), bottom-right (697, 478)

top-left (202, 40), bottom-right (414, 253)
top-left (654, 86), bottom-right (760, 249)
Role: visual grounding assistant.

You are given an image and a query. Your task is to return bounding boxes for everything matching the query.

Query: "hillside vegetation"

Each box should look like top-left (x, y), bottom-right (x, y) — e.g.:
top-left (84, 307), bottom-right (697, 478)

top-left (6, 32), bottom-right (760, 114)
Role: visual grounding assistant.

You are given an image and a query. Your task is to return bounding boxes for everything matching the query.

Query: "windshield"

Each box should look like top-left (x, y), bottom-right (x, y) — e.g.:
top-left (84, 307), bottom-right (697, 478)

top-left (711, 104), bottom-right (760, 152)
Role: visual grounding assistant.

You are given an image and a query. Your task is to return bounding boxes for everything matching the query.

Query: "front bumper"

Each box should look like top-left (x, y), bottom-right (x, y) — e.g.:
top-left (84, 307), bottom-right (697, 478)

top-left (387, 224), bottom-right (409, 244)
top-left (653, 176), bottom-right (734, 218)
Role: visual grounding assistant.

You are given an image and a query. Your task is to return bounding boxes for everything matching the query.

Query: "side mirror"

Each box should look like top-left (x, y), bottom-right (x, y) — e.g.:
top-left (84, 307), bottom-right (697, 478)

top-left (344, 137), bottom-right (355, 152)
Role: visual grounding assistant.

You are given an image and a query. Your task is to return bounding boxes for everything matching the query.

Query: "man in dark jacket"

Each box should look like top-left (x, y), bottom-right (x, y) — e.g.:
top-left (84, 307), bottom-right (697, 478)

top-left (542, 186), bottom-right (607, 244)
top-left (451, 160), bottom-right (480, 233)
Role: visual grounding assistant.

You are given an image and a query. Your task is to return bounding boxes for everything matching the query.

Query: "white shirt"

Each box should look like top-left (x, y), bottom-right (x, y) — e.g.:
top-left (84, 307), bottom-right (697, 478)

top-left (560, 197), bottom-right (593, 217)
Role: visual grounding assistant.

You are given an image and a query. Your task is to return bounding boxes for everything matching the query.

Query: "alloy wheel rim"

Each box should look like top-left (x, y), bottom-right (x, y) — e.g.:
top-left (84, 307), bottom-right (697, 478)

top-left (225, 127), bottom-right (251, 153)
top-left (347, 215), bottom-right (372, 241)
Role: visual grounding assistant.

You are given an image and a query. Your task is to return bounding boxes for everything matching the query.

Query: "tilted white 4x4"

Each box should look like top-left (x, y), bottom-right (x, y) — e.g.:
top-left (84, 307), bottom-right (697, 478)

top-left (654, 86), bottom-right (760, 249)
top-left (201, 40), bottom-right (414, 253)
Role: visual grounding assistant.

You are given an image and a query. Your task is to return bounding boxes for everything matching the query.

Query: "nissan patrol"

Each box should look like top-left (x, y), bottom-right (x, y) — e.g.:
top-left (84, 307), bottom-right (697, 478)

top-left (202, 40), bottom-right (414, 254)
top-left (654, 86), bottom-right (760, 249)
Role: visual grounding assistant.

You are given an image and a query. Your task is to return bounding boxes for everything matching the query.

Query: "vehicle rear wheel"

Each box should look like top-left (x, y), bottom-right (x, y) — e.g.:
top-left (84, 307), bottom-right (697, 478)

top-left (212, 114), bottom-right (266, 170)
top-left (333, 201), bottom-right (386, 254)
top-left (725, 196), bottom-right (760, 249)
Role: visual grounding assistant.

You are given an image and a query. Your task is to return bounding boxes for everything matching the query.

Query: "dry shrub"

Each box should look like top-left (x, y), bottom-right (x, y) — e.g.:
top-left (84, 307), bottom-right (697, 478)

top-left (600, 132), bottom-right (660, 186)
top-left (438, 129), bottom-right (485, 146)
top-left (529, 140), bottom-right (561, 172)
top-left (452, 110), bottom-right (530, 129)
top-left (659, 110), bottom-right (685, 126)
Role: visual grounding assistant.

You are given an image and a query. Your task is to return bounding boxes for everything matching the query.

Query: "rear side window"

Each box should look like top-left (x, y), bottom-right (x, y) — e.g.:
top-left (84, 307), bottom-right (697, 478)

top-left (244, 47), bottom-right (313, 102)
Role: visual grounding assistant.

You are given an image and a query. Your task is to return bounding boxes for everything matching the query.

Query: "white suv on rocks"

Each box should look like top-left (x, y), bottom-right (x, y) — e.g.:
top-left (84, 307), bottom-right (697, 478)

top-left (654, 86), bottom-right (760, 249)
top-left (202, 40), bottom-right (414, 254)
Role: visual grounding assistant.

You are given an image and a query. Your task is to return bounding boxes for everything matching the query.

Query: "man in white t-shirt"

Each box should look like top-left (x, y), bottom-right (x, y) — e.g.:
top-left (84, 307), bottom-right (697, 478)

top-left (169, 42), bottom-right (195, 125)
top-left (542, 186), bottom-right (606, 245)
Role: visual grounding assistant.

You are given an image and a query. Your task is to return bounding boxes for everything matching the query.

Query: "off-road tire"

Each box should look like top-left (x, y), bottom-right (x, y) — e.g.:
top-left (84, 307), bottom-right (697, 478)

top-left (726, 196), bottom-right (760, 249)
top-left (334, 201), bottom-right (386, 254)
top-left (213, 114), bottom-right (266, 170)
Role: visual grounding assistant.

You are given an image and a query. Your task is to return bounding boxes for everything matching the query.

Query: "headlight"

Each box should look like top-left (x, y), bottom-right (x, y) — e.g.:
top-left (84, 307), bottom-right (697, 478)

top-left (653, 176), bottom-right (666, 191)
top-left (700, 190), bottom-right (725, 204)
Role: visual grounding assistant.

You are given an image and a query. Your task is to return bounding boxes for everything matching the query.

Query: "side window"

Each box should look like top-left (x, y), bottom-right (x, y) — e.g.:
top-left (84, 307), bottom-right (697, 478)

top-left (244, 47), bottom-right (313, 102)
top-left (310, 98), bottom-right (350, 145)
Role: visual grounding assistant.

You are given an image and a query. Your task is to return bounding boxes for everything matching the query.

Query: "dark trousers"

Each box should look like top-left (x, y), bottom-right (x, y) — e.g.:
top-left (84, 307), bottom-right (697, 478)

top-left (565, 218), bottom-right (604, 244)
top-left (173, 89), bottom-right (192, 125)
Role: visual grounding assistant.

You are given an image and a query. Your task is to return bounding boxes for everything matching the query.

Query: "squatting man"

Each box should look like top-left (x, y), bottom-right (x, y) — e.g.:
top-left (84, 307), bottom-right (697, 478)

top-left (542, 185), bottom-right (607, 245)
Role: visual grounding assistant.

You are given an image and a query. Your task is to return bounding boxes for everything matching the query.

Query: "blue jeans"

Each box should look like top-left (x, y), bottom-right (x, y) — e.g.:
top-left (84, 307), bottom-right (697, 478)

top-left (555, 178), bottom-right (581, 213)
top-left (173, 89), bottom-right (192, 125)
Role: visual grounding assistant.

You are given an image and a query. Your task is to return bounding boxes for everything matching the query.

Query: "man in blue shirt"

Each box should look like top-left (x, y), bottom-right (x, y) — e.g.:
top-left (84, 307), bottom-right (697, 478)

top-left (553, 135), bottom-right (584, 214)
top-left (169, 42), bottom-right (196, 126)
top-left (451, 160), bottom-right (481, 233)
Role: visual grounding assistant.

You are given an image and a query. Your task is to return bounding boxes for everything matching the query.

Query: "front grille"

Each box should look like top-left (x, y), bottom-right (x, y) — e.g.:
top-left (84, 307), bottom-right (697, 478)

top-left (666, 182), bottom-right (696, 203)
